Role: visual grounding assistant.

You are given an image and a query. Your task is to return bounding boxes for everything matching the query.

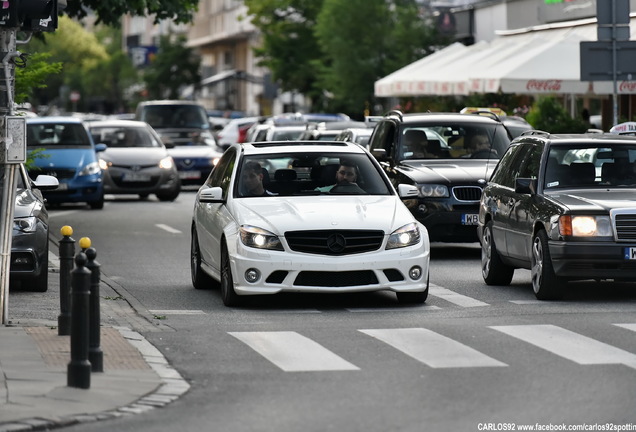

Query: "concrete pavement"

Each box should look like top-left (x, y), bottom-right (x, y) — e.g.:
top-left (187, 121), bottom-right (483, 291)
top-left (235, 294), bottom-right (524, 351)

top-left (0, 245), bottom-right (189, 431)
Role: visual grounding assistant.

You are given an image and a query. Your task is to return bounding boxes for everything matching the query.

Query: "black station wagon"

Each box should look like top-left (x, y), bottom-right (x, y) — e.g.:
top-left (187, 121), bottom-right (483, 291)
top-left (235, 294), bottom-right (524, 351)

top-left (479, 129), bottom-right (636, 300)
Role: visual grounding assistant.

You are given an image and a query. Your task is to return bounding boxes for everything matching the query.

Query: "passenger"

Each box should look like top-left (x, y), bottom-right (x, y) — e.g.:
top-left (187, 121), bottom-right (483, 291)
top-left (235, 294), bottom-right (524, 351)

top-left (465, 133), bottom-right (495, 158)
top-left (241, 161), bottom-right (276, 196)
top-left (403, 130), bottom-right (430, 158)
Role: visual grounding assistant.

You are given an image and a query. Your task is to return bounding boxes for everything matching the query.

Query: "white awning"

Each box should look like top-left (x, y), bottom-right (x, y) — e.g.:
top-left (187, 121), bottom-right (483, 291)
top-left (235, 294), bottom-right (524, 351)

top-left (374, 16), bottom-right (636, 97)
top-left (201, 69), bottom-right (237, 86)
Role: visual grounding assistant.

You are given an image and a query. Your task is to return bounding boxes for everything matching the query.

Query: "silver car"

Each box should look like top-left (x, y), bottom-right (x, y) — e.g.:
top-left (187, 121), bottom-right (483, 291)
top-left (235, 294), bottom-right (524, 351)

top-left (87, 120), bottom-right (181, 201)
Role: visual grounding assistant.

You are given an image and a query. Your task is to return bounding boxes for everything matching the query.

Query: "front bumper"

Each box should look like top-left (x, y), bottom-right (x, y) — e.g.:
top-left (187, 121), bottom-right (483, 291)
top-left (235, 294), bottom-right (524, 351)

top-left (228, 242), bottom-right (430, 296)
top-left (549, 240), bottom-right (636, 280)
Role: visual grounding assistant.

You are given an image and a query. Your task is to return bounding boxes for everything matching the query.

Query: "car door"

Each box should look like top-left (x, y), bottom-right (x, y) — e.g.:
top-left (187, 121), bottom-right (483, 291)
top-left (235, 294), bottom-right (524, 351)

top-left (505, 143), bottom-right (542, 260)
top-left (195, 148), bottom-right (237, 273)
top-left (485, 144), bottom-right (529, 257)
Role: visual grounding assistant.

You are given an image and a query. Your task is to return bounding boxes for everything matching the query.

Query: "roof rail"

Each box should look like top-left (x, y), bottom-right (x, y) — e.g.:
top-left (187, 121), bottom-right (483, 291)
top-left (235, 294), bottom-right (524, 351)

top-left (468, 110), bottom-right (501, 122)
top-left (385, 110), bottom-right (403, 121)
top-left (519, 130), bottom-right (549, 137)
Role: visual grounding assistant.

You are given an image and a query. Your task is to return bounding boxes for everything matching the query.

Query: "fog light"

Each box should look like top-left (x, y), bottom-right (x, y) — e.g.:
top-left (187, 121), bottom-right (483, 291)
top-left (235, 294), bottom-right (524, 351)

top-left (245, 268), bottom-right (260, 283)
top-left (409, 266), bottom-right (422, 280)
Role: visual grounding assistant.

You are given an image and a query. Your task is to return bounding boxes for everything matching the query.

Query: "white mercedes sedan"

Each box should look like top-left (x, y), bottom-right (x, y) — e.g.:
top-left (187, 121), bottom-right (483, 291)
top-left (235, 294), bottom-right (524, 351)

top-left (191, 140), bottom-right (430, 306)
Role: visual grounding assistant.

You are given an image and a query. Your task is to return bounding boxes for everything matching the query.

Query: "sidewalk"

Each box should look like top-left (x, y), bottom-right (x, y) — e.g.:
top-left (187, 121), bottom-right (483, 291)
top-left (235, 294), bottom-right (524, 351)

top-left (0, 248), bottom-right (190, 431)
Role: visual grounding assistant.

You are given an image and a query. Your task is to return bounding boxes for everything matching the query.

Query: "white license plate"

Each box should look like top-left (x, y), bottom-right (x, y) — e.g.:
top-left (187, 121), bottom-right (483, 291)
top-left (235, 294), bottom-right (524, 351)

top-left (624, 248), bottom-right (636, 260)
top-left (461, 214), bottom-right (479, 225)
top-left (122, 173), bottom-right (151, 182)
top-left (179, 170), bottom-right (201, 179)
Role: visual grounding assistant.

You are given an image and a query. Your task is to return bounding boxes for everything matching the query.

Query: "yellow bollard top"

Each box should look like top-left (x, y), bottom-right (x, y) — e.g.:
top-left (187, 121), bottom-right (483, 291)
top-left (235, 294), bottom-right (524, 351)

top-left (60, 225), bottom-right (73, 237)
top-left (79, 237), bottom-right (92, 249)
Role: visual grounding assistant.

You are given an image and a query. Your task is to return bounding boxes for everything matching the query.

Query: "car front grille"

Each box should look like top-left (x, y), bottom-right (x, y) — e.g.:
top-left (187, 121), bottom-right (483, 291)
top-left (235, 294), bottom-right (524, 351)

top-left (285, 230), bottom-right (384, 256)
top-left (452, 186), bottom-right (483, 202)
top-left (613, 211), bottom-right (636, 242)
top-left (40, 168), bottom-right (76, 179)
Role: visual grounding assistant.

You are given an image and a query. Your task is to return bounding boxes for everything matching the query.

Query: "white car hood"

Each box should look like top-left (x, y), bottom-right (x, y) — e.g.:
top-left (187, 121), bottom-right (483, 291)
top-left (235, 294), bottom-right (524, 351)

top-left (231, 196), bottom-right (412, 235)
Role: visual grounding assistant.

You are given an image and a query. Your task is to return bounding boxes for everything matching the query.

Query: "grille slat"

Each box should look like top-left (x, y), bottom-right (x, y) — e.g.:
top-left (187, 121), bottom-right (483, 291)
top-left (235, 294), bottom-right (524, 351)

top-left (285, 230), bottom-right (384, 256)
top-left (613, 211), bottom-right (636, 242)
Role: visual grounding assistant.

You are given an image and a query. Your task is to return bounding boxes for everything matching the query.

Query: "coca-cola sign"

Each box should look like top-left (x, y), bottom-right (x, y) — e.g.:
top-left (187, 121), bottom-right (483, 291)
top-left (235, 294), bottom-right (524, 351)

top-left (526, 80), bottom-right (562, 92)
top-left (619, 81), bottom-right (636, 93)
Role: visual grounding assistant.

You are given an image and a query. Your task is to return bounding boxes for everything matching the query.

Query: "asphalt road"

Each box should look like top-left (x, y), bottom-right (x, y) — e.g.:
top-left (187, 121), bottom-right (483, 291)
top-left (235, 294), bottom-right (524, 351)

top-left (10, 190), bottom-right (636, 432)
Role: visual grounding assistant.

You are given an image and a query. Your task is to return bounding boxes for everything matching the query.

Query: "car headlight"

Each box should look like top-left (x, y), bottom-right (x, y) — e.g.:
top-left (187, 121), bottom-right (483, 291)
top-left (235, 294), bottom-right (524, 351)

top-left (417, 184), bottom-right (449, 198)
top-left (159, 156), bottom-right (174, 170)
top-left (14, 217), bottom-right (37, 233)
top-left (98, 159), bottom-right (110, 170)
top-left (558, 215), bottom-right (612, 237)
top-left (239, 225), bottom-right (283, 250)
top-left (79, 161), bottom-right (101, 176)
top-left (386, 222), bottom-right (421, 249)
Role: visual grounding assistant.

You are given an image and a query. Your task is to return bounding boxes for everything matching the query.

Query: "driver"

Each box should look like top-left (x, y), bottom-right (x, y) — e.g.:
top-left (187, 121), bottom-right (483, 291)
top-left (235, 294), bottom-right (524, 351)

top-left (315, 160), bottom-right (359, 192)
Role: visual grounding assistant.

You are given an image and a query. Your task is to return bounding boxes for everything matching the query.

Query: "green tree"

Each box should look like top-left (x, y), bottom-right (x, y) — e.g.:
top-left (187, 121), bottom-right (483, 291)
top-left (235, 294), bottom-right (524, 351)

top-left (526, 96), bottom-right (588, 133)
top-left (14, 53), bottom-right (62, 104)
top-left (244, 0), bottom-right (325, 105)
top-left (63, 0), bottom-right (199, 27)
top-left (142, 34), bottom-right (201, 100)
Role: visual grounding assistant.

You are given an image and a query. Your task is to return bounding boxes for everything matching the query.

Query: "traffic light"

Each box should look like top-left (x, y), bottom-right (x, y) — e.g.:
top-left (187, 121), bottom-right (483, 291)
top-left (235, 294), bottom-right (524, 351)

top-left (0, 0), bottom-right (58, 31)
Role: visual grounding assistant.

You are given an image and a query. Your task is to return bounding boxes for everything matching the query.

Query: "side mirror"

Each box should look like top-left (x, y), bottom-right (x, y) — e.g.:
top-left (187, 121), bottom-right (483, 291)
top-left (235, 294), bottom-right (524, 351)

top-left (397, 184), bottom-right (419, 198)
top-left (94, 143), bottom-right (107, 152)
top-left (515, 178), bottom-right (537, 194)
top-left (33, 174), bottom-right (59, 190)
top-left (198, 186), bottom-right (224, 203)
top-left (371, 148), bottom-right (387, 161)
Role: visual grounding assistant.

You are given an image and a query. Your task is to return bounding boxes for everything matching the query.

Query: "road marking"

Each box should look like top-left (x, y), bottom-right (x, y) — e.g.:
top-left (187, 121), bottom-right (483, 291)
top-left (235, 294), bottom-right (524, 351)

top-left (429, 284), bottom-right (489, 307)
top-left (360, 328), bottom-right (507, 368)
top-left (491, 324), bottom-right (636, 369)
top-left (155, 224), bottom-right (182, 234)
top-left (47, 210), bottom-right (80, 219)
top-left (347, 305), bottom-right (441, 312)
top-left (229, 331), bottom-right (359, 372)
top-left (509, 300), bottom-right (545, 305)
top-left (614, 323), bottom-right (636, 332)
top-left (149, 310), bottom-right (206, 315)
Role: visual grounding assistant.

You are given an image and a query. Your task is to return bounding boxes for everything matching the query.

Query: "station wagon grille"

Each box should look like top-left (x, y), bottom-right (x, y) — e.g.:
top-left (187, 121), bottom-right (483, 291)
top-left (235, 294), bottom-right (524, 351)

top-left (614, 212), bottom-right (636, 242)
top-left (285, 230), bottom-right (384, 256)
top-left (452, 186), bottom-right (482, 202)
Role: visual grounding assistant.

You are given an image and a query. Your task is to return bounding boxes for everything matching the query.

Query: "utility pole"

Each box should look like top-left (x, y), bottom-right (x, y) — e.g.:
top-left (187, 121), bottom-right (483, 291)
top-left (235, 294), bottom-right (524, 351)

top-left (0, 0), bottom-right (60, 325)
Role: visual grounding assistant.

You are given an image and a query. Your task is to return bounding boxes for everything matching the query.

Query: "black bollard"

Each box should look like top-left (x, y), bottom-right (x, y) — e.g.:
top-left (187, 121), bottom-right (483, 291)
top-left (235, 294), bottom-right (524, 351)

top-left (58, 226), bottom-right (75, 336)
top-left (67, 252), bottom-right (91, 389)
top-left (85, 246), bottom-right (103, 373)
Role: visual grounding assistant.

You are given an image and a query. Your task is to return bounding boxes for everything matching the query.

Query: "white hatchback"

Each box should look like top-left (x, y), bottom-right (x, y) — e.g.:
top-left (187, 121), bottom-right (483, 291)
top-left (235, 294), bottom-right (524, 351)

top-left (191, 141), bottom-right (431, 306)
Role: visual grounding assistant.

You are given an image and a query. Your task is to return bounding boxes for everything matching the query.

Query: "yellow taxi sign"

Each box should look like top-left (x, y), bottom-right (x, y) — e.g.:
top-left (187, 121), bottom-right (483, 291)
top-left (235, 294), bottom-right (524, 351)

top-left (460, 107), bottom-right (507, 116)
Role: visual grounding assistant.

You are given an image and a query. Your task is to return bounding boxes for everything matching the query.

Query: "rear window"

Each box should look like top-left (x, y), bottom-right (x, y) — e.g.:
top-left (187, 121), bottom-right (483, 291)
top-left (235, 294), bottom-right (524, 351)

top-left (138, 104), bottom-right (210, 130)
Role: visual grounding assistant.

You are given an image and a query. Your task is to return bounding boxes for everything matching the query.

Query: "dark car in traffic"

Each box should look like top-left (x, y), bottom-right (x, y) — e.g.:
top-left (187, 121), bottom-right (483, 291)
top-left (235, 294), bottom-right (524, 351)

top-left (479, 130), bottom-right (636, 299)
top-left (368, 110), bottom-right (512, 242)
top-left (1, 164), bottom-right (58, 291)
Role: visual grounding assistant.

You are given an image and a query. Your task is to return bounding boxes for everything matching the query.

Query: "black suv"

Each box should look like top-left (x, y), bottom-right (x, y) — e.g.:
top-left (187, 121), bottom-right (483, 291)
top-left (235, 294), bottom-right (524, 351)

top-left (368, 110), bottom-right (512, 242)
top-left (479, 130), bottom-right (636, 300)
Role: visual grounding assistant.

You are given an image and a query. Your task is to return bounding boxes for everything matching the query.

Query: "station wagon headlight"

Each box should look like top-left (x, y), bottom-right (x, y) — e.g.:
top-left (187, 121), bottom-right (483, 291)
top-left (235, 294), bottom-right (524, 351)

top-left (418, 184), bottom-right (449, 198)
top-left (98, 159), bottom-right (110, 170)
top-left (558, 215), bottom-right (612, 237)
top-left (239, 225), bottom-right (283, 250)
top-left (79, 161), bottom-right (101, 176)
top-left (14, 217), bottom-right (37, 233)
top-left (387, 222), bottom-right (421, 249)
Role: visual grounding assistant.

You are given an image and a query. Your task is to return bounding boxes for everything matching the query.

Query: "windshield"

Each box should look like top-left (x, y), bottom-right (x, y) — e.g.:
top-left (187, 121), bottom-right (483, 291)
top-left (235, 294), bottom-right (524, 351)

top-left (27, 123), bottom-right (92, 148)
top-left (398, 123), bottom-right (509, 161)
top-left (140, 105), bottom-right (210, 130)
top-left (236, 152), bottom-right (392, 197)
top-left (545, 144), bottom-right (636, 189)
top-left (90, 125), bottom-right (162, 148)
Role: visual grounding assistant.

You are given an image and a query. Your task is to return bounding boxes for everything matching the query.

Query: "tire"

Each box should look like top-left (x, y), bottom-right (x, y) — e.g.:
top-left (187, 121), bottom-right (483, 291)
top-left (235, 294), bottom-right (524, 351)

top-left (220, 242), bottom-right (242, 306)
top-left (191, 227), bottom-right (216, 290)
top-left (396, 273), bottom-right (429, 304)
top-left (32, 241), bottom-right (49, 292)
top-left (156, 188), bottom-right (180, 202)
top-left (531, 230), bottom-right (564, 300)
top-left (89, 192), bottom-right (104, 209)
top-left (481, 221), bottom-right (514, 285)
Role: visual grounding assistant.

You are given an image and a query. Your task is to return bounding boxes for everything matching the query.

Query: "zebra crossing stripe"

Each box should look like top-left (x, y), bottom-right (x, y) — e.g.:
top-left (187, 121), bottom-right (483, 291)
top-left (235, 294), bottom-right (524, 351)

top-left (359, 328), bottom-right (507, 368)
top-left (491, 324), bottom-right (636, 369)
top-left (429, 285), bottom-right (489, 307)
top-left (614, 323), bottom-right (636, 332)
top-left (228, 331), bottom-right (359, 372)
